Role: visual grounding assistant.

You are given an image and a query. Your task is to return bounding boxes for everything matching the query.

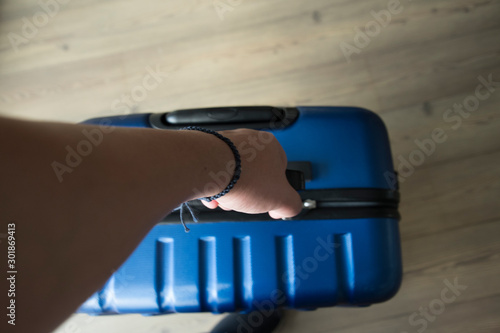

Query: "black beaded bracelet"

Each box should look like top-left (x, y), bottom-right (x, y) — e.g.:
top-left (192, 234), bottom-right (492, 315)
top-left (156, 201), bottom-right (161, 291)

top-left (181, 126), bottom-right (241, 202)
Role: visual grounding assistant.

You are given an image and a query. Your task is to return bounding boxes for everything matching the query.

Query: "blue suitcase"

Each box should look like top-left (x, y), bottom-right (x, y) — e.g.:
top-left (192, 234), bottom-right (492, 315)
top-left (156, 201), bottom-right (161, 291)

top-left (78, 106), bottom-right (402, 314)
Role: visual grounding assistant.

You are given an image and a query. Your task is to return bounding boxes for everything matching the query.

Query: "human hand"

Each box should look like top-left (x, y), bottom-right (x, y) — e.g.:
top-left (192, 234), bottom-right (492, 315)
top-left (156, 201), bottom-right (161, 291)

top-left (201, 129), bottom-right (303, 219)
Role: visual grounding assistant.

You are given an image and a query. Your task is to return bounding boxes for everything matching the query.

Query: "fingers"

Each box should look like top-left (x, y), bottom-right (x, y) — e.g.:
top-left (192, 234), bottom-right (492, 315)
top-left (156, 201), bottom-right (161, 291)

top-left (268, 183), bottom-right (303, 219)
top-left (201, 200), bottom-right (232, 211)
top-left (218, 204), bottom-right (232, 211)
top-left (201, 200), bottom-right (218, 209)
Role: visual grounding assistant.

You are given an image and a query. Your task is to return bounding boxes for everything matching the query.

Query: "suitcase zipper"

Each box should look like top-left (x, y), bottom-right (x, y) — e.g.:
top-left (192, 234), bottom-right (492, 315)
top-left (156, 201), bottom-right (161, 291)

top-left (161, 188), bottom-right (400, 223)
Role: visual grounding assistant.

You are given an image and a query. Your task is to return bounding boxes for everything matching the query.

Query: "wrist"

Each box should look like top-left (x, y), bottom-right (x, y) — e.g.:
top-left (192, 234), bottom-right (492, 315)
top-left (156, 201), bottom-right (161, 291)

top-left (181, 127), bottom-right (241, 202)
top-left (176, 129), bottom-right (236, 201)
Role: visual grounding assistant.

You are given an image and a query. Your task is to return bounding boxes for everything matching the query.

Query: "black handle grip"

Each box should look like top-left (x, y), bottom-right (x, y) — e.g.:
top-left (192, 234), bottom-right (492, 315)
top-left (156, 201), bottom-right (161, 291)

top-left (165, 106), bottom-right (284, 125)
top-left (149, 107), bottom-right (299, 131)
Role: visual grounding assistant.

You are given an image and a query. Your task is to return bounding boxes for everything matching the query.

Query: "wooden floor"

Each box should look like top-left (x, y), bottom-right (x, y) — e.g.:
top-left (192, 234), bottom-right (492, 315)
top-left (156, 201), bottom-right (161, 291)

top-left (1, 0), bottom-right (499, 332)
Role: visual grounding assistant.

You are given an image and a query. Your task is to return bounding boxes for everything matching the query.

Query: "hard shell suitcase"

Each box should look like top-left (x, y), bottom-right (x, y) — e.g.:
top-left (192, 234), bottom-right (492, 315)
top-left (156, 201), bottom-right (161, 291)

top-left (78, 106), bottom-right (402, 314)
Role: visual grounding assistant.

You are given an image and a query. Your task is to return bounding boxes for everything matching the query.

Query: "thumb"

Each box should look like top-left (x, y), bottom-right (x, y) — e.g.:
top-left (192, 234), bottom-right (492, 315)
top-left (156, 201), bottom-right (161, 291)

top-left (268, 184), bottom-right (303, 219)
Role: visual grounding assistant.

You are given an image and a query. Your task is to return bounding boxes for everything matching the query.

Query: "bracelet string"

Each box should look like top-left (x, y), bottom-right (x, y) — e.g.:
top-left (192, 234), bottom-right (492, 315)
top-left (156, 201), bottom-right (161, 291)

top-left (176, 126), bottom-right (242, 232)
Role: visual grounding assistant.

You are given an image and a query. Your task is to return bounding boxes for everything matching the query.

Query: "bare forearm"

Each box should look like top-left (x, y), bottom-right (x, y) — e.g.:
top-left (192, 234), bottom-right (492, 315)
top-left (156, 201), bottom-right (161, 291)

top-left (0, 117), bottom-right (232, 332)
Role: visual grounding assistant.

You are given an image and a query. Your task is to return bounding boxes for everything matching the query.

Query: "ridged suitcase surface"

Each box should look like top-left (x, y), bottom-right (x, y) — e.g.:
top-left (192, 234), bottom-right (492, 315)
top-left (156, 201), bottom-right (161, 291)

top-left (79, 106), bottom-right (402, 314)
